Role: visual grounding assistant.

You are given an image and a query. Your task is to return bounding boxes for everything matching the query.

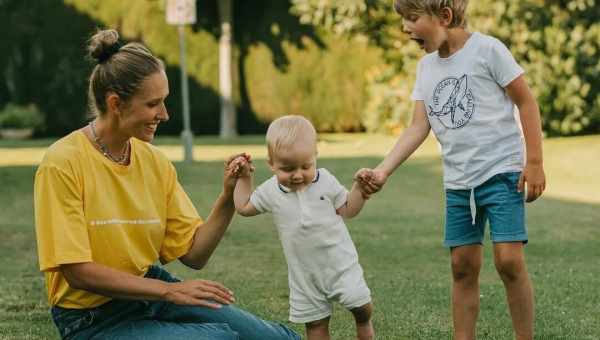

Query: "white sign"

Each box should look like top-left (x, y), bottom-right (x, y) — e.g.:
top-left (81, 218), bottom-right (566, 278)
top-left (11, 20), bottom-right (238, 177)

top-left (166, 0), bottom-right (197, 25)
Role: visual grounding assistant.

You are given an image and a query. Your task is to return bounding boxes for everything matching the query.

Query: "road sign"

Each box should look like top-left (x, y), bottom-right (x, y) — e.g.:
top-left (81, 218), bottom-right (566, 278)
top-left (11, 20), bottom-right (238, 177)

top-left (166, 0), bottom-right (197, 25)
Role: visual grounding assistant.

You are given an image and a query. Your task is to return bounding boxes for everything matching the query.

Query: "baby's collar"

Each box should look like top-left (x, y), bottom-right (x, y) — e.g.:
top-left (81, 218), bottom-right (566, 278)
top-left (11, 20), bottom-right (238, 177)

top-left (278, 169), bottom-right (320, 193)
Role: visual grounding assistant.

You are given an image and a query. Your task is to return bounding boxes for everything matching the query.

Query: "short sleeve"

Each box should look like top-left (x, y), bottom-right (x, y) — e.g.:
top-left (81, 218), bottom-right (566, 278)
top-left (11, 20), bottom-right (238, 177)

top-left (34, 165), bottom-right (91, 272)
top-left (250, 179), bottom-right (273, 213)
top-left (321, 169), bottom-right (348, 209)
top-left (411, 59), bottom-right (425, 101)
top-left (159, 164), bottom-right (203, 264)
top-left (486, 38), bottom-right (524, 87)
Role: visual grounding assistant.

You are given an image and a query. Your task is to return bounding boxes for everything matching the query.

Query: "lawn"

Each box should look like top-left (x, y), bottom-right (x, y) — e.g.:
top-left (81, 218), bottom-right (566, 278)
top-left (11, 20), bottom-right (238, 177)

top-left (0, 134), bottom-right (599, 339)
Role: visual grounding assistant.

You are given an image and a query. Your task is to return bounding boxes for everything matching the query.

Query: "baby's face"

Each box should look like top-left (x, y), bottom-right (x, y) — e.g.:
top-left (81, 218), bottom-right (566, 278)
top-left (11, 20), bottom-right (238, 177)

top-left (269, 142), bottom-right (317, 192)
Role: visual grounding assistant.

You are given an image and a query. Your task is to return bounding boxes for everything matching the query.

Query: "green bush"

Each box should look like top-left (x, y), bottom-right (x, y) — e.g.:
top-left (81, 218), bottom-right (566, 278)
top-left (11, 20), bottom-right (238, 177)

top-left (3, 1), bottom-right (597, 136)
top-left (469, 0), bottom-right (600, 136)
top-left (292, 0), bottom-right (600, 136)
top-left (362, 66), bottom-right (414, 134)
top-left (245, 34), bottom-right (383, 132)
top-left (0, 103), bottom-right (45, 130)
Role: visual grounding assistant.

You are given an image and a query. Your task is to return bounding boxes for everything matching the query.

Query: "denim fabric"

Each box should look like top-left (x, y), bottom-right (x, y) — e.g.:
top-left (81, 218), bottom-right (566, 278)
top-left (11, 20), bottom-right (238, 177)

top-left (51, 266), bottom-right (300, 340)
top-left (444, 171), bottom-right (527, 247)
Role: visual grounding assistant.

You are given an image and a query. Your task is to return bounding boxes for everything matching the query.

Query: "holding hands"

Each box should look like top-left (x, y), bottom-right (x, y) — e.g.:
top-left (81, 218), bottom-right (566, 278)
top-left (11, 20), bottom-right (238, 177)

top-left (227, 153), bottom-right (255, 178)
top-left (223, 153), bottom-right (254, 194)
top-left (354, 168), bottom-right (388, 199)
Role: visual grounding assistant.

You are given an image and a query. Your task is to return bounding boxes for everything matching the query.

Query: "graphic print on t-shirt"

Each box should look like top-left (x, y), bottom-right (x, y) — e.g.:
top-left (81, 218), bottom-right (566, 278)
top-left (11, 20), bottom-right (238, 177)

top-left (427, 74), bottom-right (475, 129)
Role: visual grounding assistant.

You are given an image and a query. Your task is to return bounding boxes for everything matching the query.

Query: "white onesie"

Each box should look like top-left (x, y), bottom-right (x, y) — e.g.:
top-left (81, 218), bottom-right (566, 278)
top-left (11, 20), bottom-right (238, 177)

top-left (250, 168), bottom-right (371, 323)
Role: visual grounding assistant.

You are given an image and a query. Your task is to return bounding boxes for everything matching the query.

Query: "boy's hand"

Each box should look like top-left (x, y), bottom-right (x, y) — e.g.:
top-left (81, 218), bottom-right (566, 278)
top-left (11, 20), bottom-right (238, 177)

top-left (518, 162), bottom-right (546, 202)
top-left (354, 168), bottom-right (388, 198)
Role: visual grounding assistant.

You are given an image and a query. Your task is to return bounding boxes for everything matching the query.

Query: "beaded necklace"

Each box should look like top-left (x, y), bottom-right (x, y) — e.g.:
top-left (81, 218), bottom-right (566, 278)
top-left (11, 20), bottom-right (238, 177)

top-left (89, 120), bottom-right (130, 165)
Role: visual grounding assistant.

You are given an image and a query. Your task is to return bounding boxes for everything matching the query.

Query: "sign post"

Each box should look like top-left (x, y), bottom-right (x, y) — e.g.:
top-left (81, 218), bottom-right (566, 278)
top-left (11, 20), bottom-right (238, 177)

top-left (166, 0), bottom-right (196, 163)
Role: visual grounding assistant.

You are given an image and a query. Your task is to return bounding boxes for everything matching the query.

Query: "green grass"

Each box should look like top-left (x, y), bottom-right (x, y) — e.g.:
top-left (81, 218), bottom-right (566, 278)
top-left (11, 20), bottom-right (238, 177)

top-left (0, 135), bottom-right (599, 339)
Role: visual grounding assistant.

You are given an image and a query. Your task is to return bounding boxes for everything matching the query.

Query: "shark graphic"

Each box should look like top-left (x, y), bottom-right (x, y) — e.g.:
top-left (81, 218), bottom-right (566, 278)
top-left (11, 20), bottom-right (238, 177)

top-left (428, 74), bottom-right (470, 125)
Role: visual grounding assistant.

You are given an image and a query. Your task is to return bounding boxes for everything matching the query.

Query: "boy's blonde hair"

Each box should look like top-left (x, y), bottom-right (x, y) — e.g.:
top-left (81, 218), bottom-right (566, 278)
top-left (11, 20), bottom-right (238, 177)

top-left (266, 115), bottom-right (317, 160)
top-left (394, 0), bottom-right (468, 28)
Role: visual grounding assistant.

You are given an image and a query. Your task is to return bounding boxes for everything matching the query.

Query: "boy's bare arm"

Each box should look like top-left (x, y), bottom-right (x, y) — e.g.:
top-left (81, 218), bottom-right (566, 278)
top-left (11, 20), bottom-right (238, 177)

top-left (505, 75), bottom-right (546, 202)
top-left (336, 182), bottom-right (366, 219)
top-left (377, 101), bottom-right (430, 176)
top-left (357, 101), bottom-right (431, 197)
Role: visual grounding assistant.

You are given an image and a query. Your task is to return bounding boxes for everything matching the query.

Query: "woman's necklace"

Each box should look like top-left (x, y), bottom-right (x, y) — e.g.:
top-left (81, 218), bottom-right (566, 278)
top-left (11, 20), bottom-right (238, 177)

top-left (89, 120), bottom-right (130, 165)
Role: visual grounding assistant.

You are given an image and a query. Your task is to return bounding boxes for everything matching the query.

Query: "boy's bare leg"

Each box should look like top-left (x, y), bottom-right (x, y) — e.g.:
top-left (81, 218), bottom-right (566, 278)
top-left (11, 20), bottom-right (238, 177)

top-left (494, 242), bottom-right (534, 340)
top-left (306, 317), bottom-right (331, 340)
top-left (351, 302), bottom-right (374, 340)
top-left (450, 244), bottom-right (483, 340)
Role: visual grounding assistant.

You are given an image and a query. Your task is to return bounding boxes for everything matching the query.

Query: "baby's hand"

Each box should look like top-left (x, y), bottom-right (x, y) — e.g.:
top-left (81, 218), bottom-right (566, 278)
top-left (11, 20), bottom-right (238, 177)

top-left (354, 168), bottom-right (375, 199)
top-left (227, 153), bottom-right (254, 178)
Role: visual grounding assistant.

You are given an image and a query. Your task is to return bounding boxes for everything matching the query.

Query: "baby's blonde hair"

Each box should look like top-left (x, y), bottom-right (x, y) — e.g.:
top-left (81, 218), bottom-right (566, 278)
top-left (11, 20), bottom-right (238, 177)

top-left (394, 0), bottom-right (468, 28)
top-left (266, 115), bottom-right (317, 160)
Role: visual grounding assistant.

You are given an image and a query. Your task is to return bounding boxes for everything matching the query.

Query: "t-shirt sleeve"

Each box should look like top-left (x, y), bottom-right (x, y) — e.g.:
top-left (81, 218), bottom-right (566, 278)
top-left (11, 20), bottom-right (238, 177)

top-left (486, 38), bottom-right (524, 87)
top-left (411, 59), bottom-right (425, 101)
top-left (322, 169), bottom-right (348, 209)
top-left (34, 164), bottom-right (92, 272)
top-left (249, 180), bottom-right (272, 213)
top-left (159, 164), bottom-right (203, 264)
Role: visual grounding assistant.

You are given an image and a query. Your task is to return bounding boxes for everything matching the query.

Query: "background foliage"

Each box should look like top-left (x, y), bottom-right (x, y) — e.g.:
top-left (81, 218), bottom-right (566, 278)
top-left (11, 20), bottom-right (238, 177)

top-left (0, 0), bottom-right (598, 136)
top-left (291, 0), bottom-right (600, 136)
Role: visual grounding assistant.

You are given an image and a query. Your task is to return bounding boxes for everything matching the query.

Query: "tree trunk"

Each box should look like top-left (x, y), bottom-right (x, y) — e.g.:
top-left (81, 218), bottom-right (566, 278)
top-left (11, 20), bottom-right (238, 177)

top-left (217, 0), bottom-right (237, 138)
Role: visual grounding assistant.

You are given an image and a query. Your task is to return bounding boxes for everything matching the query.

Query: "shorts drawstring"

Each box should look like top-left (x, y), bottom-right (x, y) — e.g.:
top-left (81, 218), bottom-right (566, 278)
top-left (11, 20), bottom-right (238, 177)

top-left (469, 188), bottom-right (476, 225)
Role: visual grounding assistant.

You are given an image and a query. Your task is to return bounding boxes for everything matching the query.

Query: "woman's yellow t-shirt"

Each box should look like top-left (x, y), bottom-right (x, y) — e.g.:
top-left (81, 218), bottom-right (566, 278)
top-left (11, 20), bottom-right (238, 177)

top-left (34, 130), bottom-right (202, 308)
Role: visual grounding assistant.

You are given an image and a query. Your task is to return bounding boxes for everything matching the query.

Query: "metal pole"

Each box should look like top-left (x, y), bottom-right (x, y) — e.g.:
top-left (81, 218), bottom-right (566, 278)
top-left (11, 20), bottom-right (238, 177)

top-left (178, 24), bottom-right (194, 162)
top-left (218, 0), bottom-right (236, 138)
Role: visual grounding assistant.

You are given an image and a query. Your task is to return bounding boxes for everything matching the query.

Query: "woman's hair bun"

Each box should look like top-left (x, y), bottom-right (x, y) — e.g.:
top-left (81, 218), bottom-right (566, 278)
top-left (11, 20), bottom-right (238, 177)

top-left (87, 29), bottom-right (121, 63)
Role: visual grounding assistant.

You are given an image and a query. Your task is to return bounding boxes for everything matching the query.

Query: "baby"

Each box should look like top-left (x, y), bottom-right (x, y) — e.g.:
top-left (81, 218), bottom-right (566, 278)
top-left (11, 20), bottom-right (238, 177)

top-left (231, 115), bottom-right (374, 340)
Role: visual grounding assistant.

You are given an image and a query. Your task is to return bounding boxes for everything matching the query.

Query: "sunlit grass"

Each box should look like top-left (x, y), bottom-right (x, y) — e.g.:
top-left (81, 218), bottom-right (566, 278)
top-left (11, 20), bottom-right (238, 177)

top-left (0, 134), bottom-right (599, 339)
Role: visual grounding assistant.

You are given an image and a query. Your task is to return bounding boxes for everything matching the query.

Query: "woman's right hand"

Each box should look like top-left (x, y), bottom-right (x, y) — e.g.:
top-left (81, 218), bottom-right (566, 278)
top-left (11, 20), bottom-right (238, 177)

top-left (223, 153), bottom-right (252, 195)
top-left (164, 279), bottom-right (235, 309)
top-left (226, 153), bottom-right (254, 178)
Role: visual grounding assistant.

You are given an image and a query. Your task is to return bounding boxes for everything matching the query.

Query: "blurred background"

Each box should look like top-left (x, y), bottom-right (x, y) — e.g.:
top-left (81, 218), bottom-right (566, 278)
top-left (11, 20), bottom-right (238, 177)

top-left (1, 0), bottom-right (599, 139)
top-left (1, 1), bottom-right (600, 338)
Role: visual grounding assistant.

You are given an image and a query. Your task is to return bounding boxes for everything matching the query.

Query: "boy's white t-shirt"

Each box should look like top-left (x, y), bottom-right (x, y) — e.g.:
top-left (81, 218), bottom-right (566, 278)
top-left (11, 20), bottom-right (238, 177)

top-left (250, 168), bottom-right (369, 314)
top-left (412, 32), bottom-right (525, 189)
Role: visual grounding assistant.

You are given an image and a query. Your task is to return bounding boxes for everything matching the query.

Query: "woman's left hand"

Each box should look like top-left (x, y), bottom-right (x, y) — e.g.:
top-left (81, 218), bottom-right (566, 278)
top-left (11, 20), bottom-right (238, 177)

top-left (164, 279), bottom-right (235, 308)
top-left (223, 153), bottom-right (252, 195)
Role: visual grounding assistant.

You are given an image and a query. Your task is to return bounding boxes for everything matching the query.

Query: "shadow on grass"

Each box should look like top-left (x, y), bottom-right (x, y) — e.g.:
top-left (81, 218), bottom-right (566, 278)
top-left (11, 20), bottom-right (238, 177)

top-left (1, 158), bottom-right (598, 338)
top-left (0, 135), bottom-right (269, 149)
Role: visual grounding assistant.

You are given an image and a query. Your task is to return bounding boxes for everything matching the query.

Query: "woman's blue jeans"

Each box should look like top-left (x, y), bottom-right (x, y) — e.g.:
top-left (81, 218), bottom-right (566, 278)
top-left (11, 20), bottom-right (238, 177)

top-left (51, 266), bottom-right (300, 340)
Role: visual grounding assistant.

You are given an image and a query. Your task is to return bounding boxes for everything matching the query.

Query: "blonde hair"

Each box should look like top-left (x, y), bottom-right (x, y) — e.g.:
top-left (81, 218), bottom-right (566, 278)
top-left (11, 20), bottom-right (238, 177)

top-left (266, 115), bottom-right (317, 159)
top-left (394, 0), bottom-right (468, 28)
top-left (87, 29), bottom-right (164, 117)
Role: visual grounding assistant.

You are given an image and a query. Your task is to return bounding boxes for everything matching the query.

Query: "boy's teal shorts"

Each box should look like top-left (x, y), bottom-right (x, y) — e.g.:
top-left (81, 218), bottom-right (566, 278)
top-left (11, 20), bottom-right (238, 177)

top-left (444, 171), bottom-right (527, 248)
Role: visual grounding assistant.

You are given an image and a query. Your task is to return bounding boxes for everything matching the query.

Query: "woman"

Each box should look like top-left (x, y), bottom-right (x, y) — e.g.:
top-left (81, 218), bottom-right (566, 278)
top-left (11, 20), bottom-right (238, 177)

top-left (33, 29), bottom-right (299, 340)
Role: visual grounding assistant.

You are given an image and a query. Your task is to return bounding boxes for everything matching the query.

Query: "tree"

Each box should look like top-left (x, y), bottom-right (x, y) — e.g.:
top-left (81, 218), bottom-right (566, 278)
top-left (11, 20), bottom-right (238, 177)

top-left (62, 0), bottom-right (323, 135)
top-left (1, 0), bottom-right (394, 135)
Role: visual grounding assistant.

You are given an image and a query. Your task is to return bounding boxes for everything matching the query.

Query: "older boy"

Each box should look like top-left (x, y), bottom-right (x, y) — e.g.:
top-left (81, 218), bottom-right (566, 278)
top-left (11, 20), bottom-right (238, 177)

top-left (357, 1), bottom-right (546, 339)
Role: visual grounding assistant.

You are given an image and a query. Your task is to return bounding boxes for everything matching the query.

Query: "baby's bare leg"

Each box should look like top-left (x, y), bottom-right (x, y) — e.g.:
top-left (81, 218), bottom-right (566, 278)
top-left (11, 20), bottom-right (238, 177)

top-left (351, 302), bottom-right (374, 340)
top-left (306, 317), bottom-right (331, 340)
